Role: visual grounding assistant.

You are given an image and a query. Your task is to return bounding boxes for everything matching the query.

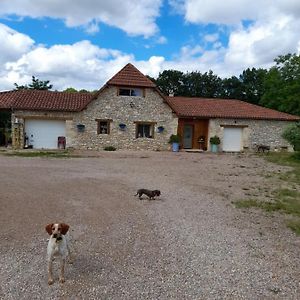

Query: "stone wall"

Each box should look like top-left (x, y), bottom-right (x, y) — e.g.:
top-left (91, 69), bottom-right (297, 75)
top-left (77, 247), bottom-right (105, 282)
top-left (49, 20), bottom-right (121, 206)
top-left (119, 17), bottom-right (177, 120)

top-left (11, 87), bottom-right (177, 151)
top-left (71, 86), bottom-right (178, 150)
top-left (209, 118), bottom-right (295, 151)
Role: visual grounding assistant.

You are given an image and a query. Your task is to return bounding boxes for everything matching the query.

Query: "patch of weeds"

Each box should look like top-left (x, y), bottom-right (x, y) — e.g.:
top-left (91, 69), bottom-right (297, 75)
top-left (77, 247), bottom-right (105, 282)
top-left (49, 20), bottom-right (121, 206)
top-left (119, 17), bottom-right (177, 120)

top-left (275, 189), bottom-right (300, 217)
top-left (4, 150), bottom-right (71, 158)
top-left (262, 172), bottom-right (274, 179)
top-left (269, 287), bottom-right (281, 294)
top-left (235, 187), bottom-right (300, 235)
top-left (104, 146), bottom-right (116, 151)
top-left (265, 152), bottom-right (300, 166)
top-left (264, 153), bottom-right (300, 183)
top-left (233, 197), bottom-right (289, 213)
top-left (234, 199), bottom-right (263, 209)
top-left (287, 219), bottom-right (300, 235)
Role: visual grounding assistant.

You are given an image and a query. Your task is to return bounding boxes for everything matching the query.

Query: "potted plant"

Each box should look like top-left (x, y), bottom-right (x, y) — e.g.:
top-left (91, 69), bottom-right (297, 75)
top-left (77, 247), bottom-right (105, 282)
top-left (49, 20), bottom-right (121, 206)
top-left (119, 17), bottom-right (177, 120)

top-left (209, 135), bottom-right (220, 153)
top-left (169, 134), bottom-right (180, 152)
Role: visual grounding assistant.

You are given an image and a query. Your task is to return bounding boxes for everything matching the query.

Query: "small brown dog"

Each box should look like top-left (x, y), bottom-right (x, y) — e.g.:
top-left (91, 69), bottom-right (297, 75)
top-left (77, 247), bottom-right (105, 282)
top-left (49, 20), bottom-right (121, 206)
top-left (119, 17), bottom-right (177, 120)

top-left (135, 189), bottom-right (161, 200)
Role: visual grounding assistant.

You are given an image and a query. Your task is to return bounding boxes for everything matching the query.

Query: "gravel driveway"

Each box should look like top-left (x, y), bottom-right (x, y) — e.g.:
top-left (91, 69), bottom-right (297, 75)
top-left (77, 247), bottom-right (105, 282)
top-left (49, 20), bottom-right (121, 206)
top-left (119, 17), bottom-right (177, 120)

top-left (0, 151), bottom-right (299, 299)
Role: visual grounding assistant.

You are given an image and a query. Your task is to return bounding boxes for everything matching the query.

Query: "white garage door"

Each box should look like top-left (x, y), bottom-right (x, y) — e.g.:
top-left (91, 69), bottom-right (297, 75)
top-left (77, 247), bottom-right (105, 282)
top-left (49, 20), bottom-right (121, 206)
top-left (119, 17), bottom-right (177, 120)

top-left (25, 119), bottom-right (66, 149)
top-left (223, 127), bottom-right (243, 152)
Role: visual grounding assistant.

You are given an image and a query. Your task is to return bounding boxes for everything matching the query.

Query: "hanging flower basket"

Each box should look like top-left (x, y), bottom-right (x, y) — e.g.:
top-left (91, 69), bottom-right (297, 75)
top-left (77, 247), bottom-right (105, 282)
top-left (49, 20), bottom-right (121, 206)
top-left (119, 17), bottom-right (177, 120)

top-left (77, 124), bottom-right (85, 132)
top-left (119, 123), bottom-right (126, 130)
top-left (157, 126), bottom-right (165, 133)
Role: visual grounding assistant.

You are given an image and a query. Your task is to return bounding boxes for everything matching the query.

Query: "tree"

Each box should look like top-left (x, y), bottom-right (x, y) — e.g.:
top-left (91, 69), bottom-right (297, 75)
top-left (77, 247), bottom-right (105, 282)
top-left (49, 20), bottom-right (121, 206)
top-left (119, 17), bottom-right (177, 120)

top-left (156, 70), bottom-right (185, 96)
top-left (64, 87), bottom-right (78, 93)
top-left (220, 76), bottom-right (243, 99)
top-left (185, 70), bottom-right (222, 97)
top-left (14, 76), bottom-right (53, 90)
top-left (239, 68), bottom-right (267, 104)
top-left (0, 111), bottom-right (11, 128)
top-left (282, 123), bottom-right (300, 151)
top-left (261, 53), bottom-right (300, 115)
top-left (155, 69), bottom-right (223, 97)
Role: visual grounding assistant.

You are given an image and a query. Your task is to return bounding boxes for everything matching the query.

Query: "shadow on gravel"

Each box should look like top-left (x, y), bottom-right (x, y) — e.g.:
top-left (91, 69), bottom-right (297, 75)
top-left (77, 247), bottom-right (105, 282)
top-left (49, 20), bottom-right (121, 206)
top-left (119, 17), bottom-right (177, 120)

top-left (68, 254), bottom-right (103, 280)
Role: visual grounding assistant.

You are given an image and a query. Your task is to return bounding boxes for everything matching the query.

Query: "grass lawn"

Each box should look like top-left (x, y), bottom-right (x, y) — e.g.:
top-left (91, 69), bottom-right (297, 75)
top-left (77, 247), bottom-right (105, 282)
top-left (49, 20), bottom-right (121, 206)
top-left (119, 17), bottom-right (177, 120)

top-left (2, 150), bottom-right (73, 158)
top-left (234, 152), bottom-right (300, 235)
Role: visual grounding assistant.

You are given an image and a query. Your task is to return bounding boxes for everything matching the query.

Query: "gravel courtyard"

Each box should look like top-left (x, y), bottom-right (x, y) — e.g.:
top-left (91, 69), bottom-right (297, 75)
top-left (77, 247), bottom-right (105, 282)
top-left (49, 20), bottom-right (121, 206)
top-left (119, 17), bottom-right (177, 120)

top-left (0, 151), bottom-right (299, 300)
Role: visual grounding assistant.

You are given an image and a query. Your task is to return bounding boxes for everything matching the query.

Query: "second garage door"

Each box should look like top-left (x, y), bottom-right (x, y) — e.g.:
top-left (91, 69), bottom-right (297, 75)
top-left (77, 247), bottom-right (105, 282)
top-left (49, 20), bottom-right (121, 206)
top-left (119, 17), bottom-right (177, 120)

top-left (25, 119), bottom-right (66, 149)
top-left (223, 127), bottom-right (243, 152)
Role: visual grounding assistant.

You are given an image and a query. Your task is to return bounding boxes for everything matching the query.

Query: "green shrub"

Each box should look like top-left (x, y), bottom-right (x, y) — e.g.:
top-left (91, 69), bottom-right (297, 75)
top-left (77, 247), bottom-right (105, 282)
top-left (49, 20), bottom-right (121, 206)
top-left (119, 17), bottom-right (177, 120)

top-left (209, 135), bottom-right (220, 145)
top-left (291, 151), bottom-right (300, 161)
top-left (282, 123), bottom-right (300, 151)
top-left (168, 134), bottom-right (180, 144)
top-left (104, 146), bottom-right (116, 151)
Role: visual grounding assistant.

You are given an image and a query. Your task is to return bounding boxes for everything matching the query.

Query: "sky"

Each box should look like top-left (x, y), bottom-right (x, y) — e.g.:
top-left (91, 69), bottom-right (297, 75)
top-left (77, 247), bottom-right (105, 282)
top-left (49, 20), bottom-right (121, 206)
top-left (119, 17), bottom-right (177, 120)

top-left (0, 0), bottom-right (300, 91)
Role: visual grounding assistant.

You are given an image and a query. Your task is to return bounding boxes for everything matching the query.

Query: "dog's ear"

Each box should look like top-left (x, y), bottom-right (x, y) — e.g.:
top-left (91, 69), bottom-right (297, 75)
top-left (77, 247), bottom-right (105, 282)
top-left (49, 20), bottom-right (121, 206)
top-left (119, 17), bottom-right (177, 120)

top-left (45, 223), bottom-right (54, 235)
top-left (60, 223), bottom-right (69, 235)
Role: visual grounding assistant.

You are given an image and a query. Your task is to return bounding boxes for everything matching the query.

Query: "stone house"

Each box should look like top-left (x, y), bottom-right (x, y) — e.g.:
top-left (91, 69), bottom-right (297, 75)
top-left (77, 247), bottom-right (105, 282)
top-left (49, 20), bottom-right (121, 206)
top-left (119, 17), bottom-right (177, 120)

top-left (1, 64), bottom-right (178, 151)
top-left (166, 96), bottom-right (299, 151)
top-left (0, 63), bottom-right (299, 151)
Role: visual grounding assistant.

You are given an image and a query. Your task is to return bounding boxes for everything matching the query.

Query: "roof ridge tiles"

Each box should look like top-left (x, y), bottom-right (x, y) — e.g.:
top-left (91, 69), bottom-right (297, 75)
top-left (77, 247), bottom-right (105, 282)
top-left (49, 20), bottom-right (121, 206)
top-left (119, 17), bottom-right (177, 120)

top-left (106, 63), bottom-right (156, 88)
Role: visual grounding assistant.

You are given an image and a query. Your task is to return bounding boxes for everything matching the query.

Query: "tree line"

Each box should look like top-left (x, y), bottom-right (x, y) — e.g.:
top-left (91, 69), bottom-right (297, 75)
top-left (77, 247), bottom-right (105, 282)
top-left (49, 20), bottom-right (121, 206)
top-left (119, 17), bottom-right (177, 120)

top-left (149, 53), bottom-right (300, 116)
top-left (13, 53), bottom-right (300, 116)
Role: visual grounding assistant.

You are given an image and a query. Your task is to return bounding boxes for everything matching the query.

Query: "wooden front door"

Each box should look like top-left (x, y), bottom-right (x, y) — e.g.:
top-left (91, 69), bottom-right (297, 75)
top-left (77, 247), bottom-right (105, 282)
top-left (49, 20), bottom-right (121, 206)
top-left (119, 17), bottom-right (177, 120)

top-left (183, 124), bottom-right (193, 148)
top-left (178, 118), bottom-right (209, 150)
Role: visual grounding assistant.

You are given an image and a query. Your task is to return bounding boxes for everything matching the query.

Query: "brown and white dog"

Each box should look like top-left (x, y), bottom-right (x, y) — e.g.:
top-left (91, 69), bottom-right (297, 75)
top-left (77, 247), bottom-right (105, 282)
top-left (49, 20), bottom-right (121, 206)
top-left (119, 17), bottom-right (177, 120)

top-left (45, 223), bottom-right (71, 285)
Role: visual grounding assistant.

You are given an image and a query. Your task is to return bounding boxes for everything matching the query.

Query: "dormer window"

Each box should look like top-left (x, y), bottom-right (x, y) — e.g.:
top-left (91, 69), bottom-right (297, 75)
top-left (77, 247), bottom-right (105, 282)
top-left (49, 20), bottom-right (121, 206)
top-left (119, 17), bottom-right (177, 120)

top-left (118, 87), bottom-right (144, 97)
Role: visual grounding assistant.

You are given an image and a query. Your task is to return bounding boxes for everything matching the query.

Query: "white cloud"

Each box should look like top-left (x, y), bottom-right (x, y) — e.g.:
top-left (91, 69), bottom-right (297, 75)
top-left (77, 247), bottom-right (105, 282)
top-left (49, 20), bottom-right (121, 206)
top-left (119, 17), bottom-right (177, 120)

top-left (85, 22), bottom-right (100, 35)
top-left (0, 23), bottom-right (34, 65)
top-left (204, 33), bottom-right (219, 43)
top-left (184, 0), bottom-right (257, 25)
top-left (169, 0), bottom-right (300, 74)
top-left (157, 36), bottom-right (168, 44)
top-left (1, 1), bottom-right (300, 94)
top-left (170, 0), bottom-right (300, 25)
top-left (0, 0), bottom-right (162, 37)
top-left (0, 25), bottom-right (135, 91)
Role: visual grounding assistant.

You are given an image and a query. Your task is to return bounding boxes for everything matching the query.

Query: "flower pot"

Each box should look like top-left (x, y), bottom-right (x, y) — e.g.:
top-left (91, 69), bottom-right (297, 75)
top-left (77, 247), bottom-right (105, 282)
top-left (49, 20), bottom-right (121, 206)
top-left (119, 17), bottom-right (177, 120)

top-left (77, 124), bottom-right (85, 132)
top-left (172, 142), bottom-right (179, 152)
top-left (119, 123), bottom-right (126, 131)
top-left (157, 126), bottom-right (164, 133)
top-left (211, 144), bottom-right (218, 153)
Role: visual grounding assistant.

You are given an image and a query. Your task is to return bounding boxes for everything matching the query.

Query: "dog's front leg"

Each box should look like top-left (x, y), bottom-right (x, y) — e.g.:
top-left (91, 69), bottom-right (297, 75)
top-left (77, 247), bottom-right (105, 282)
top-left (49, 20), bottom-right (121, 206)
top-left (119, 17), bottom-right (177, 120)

top-left (59, 258), bottom-right (66, 283)
top-left (67, 244), bottom-right (74, 264)
top-left (48, 258), bottom-right (54, 285)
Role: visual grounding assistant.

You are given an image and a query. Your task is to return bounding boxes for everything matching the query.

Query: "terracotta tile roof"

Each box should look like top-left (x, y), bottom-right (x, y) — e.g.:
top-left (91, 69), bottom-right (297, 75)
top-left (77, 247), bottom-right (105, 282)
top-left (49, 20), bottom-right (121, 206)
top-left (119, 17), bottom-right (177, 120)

top-left (106, 63), bottom-right (156, 88)
top-left (0, 91), bottom-right (15, 109)
top-left (0, 90), bottom-right (94, 112)
top-left (166, 96), bottom-right (300, 121)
